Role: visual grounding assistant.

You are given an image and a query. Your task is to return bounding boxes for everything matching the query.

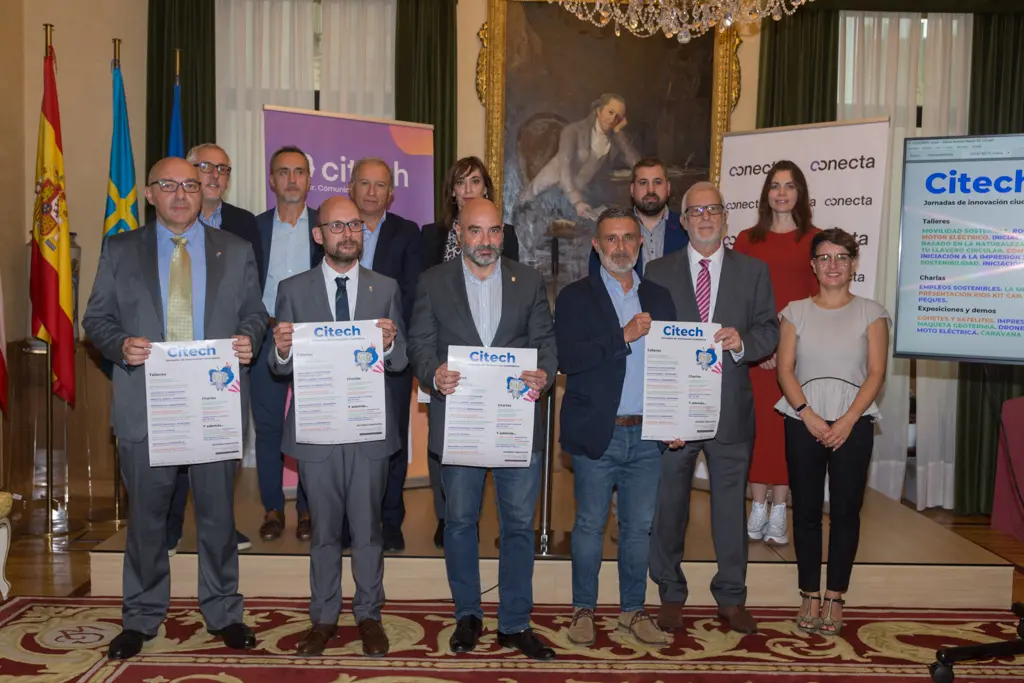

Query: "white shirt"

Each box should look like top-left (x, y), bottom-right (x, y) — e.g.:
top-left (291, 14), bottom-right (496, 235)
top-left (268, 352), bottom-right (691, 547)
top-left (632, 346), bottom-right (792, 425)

top-left (590, 119), bottom-right (611, 158)
top-left (276, 259), bottom-right (391, 362)
top-left (687, 243), bottom-right (744, 361)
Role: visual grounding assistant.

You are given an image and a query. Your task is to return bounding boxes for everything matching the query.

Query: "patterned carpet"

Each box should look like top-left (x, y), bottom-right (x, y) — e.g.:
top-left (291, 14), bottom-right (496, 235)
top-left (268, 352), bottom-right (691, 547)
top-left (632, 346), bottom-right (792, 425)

top-left (2, 597), bottom-right (1022, 682)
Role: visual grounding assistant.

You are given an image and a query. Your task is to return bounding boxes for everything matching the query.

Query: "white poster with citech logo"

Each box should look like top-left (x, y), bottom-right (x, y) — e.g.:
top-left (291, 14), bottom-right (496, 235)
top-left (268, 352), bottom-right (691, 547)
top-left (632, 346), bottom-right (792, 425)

top-left (719, 118), bottom-right (890, 298)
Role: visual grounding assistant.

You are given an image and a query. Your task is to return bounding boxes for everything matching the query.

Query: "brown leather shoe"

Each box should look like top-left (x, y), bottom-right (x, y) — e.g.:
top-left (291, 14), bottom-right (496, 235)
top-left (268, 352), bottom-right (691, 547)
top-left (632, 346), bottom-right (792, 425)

top-left (717, 605), bottom-right (758, 634)
top-left (657, 602), bottom-right (685, 631)
top-left (260, 510), bottom-right (284, 541)
top-left (358, 618), bottom-right (389, 657)
top-left (296, 624), bottom-right (337, 656)
top-left (296, 512), bottom-right (312, 541)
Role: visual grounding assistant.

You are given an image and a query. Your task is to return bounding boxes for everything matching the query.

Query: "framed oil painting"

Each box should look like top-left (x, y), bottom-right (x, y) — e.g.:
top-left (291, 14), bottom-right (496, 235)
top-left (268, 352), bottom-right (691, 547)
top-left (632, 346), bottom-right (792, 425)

top-left (481, 0), bottom-right (740, 292)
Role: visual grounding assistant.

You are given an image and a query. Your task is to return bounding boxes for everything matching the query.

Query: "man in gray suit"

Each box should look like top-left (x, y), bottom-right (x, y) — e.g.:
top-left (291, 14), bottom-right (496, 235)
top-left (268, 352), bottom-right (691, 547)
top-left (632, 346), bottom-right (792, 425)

top-left (84, 157), bottom-right (268, 660)
top-left (408, 198), bottom-right (558, 661)
top-left (645, 181), bottom-right (779, 635)
top-left (269, 195), bottom-right (405, 658)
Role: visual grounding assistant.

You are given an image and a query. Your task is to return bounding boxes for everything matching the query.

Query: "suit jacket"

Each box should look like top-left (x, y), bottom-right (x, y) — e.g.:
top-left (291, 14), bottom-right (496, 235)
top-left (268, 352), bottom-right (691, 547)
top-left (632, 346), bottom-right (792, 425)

top-left (421, 222), bottom-right (521, 269)
top-left (555, 269), bottom-right (677, 459)
top-left (267, 266), bottom-right (408, 462)
top-left (587, 209), bottom-right (688, 276)
top-left (369, 212), bottom-right (424, 331)
top-left (83, 225), bottom-right (268, 443)
top-left (408, 257), bottom-right (558, 455)
top-left (255, 206), bottom-right (322, 296)
top-left (645, 247), bottom-right (779, 444)
top-left (219, 202), bottom-right (265, 289)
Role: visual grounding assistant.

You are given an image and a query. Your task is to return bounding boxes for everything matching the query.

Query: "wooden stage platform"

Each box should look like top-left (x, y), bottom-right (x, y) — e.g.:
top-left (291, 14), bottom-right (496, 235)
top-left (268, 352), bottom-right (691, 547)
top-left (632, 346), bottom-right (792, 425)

top-left (91, 469), bottom-right (1013, 609)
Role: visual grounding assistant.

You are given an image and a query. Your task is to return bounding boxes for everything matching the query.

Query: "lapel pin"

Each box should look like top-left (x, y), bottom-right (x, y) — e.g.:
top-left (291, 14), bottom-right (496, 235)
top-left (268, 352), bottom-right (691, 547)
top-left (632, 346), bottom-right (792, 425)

top-left (216, 251), bottom-right (222, 258)
top-left (511, 276), bottom-right (516, 282)
top-left (369, 285), bottom-right (373, 292)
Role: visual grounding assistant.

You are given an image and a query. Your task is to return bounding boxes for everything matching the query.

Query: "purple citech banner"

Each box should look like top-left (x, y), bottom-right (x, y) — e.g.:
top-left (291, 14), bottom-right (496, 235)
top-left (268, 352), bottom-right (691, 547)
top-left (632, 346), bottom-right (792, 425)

top-left (263, 106), bottom-right (435, 228)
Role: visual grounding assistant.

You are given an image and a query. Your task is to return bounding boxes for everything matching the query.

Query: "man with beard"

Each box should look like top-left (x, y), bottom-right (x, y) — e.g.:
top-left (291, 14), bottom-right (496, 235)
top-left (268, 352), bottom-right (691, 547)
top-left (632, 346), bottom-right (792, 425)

top-left (269, 195), bottom-right (405, 658)
top-left (408, 198), bottom-right (558, 660)
top-left (588, 158), bottom-right (688, 276)
top-left (554, 207), bottom-right (677, 648)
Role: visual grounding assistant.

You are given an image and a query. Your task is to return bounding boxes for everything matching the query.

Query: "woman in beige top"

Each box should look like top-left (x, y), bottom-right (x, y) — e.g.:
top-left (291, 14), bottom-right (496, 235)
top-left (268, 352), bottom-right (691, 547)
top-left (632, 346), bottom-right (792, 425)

top-left (776, 228), bottom-right (890, 637)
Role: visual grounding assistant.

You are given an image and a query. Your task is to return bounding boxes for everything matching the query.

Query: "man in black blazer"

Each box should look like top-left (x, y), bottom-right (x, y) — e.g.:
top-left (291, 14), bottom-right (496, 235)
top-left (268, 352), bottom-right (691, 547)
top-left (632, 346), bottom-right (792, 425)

top-left (253, 146), bottom-right (323, 543)
top-left (555, 206), bottom-right (676, 648)
top-left (349, 157), bottom-right (424, 552)
top-left (164, 143), bottom-right (265, 555)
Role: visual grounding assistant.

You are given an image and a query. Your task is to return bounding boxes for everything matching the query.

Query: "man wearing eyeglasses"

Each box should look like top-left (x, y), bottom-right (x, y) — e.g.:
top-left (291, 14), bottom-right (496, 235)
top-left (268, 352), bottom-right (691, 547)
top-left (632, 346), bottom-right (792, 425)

top-left (253, 146), bottom-right (323, 544)
top-left (164, 143), bottom-right (263, 557)
top-left (83, 157), bottom-right (268, 660)
top-left (268, 195), bottom-right (405, 658)
top-left (348, 158), bottom-right (424, 552)
top-left (644, 181), bottom-right (779, 636)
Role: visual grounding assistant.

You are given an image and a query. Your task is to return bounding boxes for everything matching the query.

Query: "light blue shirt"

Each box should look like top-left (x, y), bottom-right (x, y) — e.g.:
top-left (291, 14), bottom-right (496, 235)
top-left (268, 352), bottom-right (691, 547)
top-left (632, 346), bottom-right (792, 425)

top-left (264, 208), bottom-right (311, 316)
top-left (601, 267), bottom-right (643, 416)
top-left (157, 220), bottom-right (207, 340)
top-left (201, 201), bottom-right (223, 229)
top-left (462, 257), bottom-right (502, 347)
top-left (360, 211), bottom-right (387, 270)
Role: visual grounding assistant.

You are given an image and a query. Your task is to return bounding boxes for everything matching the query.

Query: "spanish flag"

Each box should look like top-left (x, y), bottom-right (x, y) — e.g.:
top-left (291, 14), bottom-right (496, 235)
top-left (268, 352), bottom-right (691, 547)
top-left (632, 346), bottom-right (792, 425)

top-left (30, 45), bottom-right (75, 406)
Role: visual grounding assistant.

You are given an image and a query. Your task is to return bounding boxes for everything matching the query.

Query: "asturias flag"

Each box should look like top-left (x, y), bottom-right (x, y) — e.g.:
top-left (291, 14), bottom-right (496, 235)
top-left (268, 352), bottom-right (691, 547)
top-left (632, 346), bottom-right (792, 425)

top-left (168, 78), bottom-right (184, 157)
top-left (104, 63), bottom-right (139, 237)
top-left (30, 46), bottom-right (75, 407)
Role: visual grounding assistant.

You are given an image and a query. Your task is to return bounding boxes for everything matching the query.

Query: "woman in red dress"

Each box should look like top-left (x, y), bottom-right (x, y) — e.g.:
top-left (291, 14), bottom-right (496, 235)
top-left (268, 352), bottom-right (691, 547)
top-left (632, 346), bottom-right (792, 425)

top-left (733, 161), bottom-right (819, 545)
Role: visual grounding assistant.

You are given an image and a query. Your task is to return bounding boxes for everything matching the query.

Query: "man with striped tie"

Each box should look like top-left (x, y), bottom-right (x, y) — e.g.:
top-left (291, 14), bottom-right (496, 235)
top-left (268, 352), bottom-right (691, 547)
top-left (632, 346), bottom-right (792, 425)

top-left (84, 157), bottom-right (268, 660)
top-left (644, 181), bottom-right (779, 636)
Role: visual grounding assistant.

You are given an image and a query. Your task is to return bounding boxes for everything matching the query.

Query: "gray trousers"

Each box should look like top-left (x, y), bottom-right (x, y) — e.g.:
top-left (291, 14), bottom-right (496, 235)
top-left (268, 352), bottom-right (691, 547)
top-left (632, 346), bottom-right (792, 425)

top-left (298, 449), bottom-right (389, 624)
top-left (119, 439), bottom-right (242, 635)
top-left (649, 439), bottom-right (752, 607)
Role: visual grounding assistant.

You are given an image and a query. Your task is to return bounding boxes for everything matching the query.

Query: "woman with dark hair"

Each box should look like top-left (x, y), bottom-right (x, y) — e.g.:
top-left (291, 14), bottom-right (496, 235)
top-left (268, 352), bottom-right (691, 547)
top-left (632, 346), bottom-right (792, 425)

top-left (422, 156), bottom-right (520, 269)
top-left (733, 160), bottom-right (820, 546)
top-left (776, 228), bottom-right (889, 636)
top-left (420, 156), bottom-right (519, 548)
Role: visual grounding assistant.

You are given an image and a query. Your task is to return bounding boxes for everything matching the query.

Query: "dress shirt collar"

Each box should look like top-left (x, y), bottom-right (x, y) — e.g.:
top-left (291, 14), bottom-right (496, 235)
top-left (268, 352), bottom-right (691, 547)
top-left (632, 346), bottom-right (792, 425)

top-left (634, 206), bottom-right (668, 230)
top-left (461, 255), bottom-right (502, 283)
top-left (274, 206), bottom-right (309, 227)
top-left (364, 211), bottom-right (388, 232)
top-left (156, 219), bottom-right (203, 244)
top-left (321, 257), bottom-right (359, 303)
top-left (600, 264), bottom-right (640, 297)
top-left (200, 201), bottom-right (223, 228)
top-left (687, 241), bottom-right (724, 270)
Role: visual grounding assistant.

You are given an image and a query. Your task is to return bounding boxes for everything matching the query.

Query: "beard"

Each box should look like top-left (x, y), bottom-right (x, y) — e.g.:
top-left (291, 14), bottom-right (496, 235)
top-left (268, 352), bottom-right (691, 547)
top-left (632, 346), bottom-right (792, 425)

top-left (634, 193), bottom-right (667, 217)
top-left (464, 240), bottom-right (504, 267)
top-left (327, 239), bottom-right (362, 266)
top-left (598, 248), bottom-right (639, 275)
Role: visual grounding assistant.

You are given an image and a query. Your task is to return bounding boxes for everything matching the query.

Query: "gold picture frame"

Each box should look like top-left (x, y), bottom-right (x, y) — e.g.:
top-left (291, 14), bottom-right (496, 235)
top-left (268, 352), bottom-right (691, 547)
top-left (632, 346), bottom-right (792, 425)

top-left (481, 0), bottom-right (741, 212)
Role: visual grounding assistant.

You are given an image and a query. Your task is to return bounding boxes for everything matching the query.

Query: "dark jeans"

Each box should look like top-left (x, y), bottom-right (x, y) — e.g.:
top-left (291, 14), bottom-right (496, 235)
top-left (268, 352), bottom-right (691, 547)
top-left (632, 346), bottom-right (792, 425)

top-left (785, 415), bottom-right (874, 594)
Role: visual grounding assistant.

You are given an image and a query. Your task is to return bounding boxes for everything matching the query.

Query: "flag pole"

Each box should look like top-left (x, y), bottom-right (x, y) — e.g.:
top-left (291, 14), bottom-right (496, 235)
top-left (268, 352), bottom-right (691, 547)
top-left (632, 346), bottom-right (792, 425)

top-left (111, 37), bottom-right (124, 526)
top-left (174, 47), bottom-right (180, 79)
top-left (43, 23), bottom-right (55, 542)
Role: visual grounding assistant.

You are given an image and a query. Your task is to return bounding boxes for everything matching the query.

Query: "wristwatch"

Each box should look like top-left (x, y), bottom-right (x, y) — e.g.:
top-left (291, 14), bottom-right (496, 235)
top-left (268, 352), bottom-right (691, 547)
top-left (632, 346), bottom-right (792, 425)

top-left (795, 403), bottom-right (808, 415)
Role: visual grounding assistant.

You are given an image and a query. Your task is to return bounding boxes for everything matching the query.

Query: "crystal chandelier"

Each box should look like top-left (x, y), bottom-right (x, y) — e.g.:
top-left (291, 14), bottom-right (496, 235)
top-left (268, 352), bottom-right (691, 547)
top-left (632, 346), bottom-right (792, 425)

top-left (550, 0), bottom-right (814, 42)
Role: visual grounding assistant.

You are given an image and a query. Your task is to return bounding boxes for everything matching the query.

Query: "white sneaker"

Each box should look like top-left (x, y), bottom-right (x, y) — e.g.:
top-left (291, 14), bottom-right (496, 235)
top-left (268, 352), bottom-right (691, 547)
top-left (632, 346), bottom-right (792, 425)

top-left (746, 501), bottom-right (768, 540)
top-left (764, 503), bottom-right (789, 545)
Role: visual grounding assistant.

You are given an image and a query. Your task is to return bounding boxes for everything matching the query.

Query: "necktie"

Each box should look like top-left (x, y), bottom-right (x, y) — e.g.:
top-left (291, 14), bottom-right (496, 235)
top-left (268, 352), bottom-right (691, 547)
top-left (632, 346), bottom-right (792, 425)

top-left (696, 258), bottom-right (711, 323)
top-left (335, 276), bottom-right (350, 322)
top-left (167, 237), bottom-right (194, 341)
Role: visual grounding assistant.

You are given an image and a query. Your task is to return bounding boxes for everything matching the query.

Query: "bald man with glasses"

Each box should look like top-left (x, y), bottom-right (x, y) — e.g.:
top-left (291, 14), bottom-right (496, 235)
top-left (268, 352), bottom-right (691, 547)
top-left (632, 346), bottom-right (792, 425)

top-left (84, 157), bottom-right (268, 661)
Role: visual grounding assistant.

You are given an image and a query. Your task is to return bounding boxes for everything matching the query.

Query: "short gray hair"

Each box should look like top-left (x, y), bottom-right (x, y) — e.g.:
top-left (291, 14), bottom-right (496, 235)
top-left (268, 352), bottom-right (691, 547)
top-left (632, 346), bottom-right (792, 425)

top-left (186, 142), bottom-right (229, 164)
top-left (595, 205), bottom-right (641, 235)
top-left (682, 180), bottom-right (725, 209)
top-left (350, 157), bottom-right (394, 190)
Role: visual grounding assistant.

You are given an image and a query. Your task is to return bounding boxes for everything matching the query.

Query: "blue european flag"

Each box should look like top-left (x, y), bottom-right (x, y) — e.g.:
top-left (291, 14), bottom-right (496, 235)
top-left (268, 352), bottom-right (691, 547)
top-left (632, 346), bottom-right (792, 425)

top-left (103, 64), bottom-right (139, 237)
top-left (168, 78), bottom-right (184, 157)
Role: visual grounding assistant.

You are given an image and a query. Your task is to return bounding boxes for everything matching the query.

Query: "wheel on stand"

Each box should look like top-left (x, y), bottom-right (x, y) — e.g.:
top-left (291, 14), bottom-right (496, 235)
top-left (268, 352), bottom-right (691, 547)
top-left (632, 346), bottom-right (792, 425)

top-left (929, 661), bottom-right (954, 683)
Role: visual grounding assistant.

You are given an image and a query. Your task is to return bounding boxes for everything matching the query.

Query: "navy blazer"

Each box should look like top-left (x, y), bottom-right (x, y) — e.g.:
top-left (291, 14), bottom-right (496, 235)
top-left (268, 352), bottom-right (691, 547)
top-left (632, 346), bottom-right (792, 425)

top-left (555, 268), bottom-right (677, 460)
top-left (219, 202), bottom-right (264, 289)
top-left (588, 209), bottom-right (688, 276)
top-left (255, 206), bottom-right (322, 296)
top-left (421, 222), bottom-right (521, 268)
top-left (370, 212), bottom-right (424, 330)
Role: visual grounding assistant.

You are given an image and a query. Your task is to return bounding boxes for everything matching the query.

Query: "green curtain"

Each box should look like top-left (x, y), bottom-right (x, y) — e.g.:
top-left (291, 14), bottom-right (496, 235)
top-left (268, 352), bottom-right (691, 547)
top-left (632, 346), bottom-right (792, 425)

top-left (394, 0), bottom-right (457, 221)
top-left (145, 0), bottom-right (216, 175)
top-left (756, 9), bottom-right (840, 128)
top-left (954, 12), bottom-right (1024, 516)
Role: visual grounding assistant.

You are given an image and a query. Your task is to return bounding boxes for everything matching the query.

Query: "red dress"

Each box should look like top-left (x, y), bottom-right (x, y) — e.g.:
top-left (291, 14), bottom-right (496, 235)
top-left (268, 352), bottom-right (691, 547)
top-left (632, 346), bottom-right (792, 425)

top-left (733, 227), bottom-right (820, 485)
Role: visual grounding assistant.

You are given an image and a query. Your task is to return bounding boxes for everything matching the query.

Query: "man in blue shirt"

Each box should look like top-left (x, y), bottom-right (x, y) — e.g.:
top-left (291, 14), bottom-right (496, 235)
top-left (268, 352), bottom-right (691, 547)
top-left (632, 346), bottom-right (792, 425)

top-left (554, 206), bottom-right (677, 649)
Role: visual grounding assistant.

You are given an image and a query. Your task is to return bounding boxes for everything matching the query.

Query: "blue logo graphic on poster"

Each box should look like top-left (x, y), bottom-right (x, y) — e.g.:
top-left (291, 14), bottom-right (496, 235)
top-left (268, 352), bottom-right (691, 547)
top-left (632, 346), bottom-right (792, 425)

top-left (209, 363), bottom-right (236, 391)
top-left (506, 376), bottom-right (529, 399)
top-left (354, 345), bottom-right (380, 372)
top-left (696, 347), bottom-right (718, 371)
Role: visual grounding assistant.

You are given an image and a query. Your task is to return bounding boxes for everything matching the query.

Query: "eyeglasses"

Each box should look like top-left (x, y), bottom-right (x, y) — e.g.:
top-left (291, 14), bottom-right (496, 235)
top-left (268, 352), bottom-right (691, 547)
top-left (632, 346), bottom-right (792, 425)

top-left (813, 253), bottom-right (853, 265)
top-left (149, 179), bottom-right (202, 193)
top-left (194, 161), bottom-right (232, 175)
top-left (683, 204), bottom-right (725, 219)
top-left (317, 220), bottom-right (364, 234)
